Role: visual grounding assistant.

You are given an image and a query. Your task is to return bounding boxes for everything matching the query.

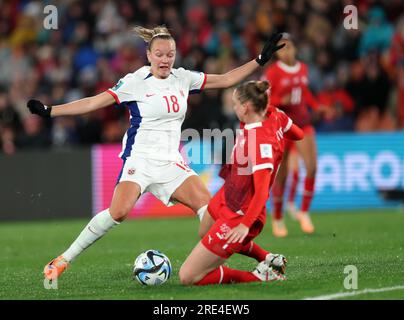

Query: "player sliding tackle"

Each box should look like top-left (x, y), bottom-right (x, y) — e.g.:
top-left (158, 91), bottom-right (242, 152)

top-left (26, 25), bottom-right (287, 281)
top-left (180, 81), bottom-right (304, 285)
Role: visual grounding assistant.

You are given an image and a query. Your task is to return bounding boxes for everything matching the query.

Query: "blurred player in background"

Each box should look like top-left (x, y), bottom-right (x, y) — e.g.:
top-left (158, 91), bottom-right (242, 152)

top-left (27, 26), bottom-right (286, 281)
top-left (179, 80), bottom-right (304, 285)
top-left (285, 144), bottom-right (300, 219)
top-left (263, 33), bottom-right (331, 237)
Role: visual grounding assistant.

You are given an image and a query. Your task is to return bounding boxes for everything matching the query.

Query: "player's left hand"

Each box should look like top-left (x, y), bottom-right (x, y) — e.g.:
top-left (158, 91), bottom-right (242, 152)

top-left (225, 223), bottom-right (249, 244)
top-left (255, 32), bottom-right (286, 66)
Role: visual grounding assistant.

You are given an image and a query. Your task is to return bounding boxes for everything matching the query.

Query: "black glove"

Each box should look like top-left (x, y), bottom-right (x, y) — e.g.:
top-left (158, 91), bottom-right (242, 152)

top-left (27, 99), bottom-right (52, 118)
top-left (255, 33), bottom-right (286, 66)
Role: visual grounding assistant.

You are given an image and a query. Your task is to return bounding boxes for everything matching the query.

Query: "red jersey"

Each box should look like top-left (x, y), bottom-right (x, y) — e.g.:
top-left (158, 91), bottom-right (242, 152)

top-left (221, 106), bottom-right (292, 226)
top-left (263, 61), bottom-right (319, 127)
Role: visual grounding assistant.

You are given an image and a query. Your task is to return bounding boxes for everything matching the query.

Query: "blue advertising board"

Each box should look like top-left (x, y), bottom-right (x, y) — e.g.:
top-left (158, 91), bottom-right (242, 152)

top-left (184, 132), bottom-right (404, 212)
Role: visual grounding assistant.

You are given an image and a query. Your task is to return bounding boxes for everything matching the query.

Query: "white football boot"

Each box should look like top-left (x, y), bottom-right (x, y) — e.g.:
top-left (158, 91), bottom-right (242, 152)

top-left (252, 261), bottom-right (286, 282)
top-left (265, 253), bottom-right (288, 274)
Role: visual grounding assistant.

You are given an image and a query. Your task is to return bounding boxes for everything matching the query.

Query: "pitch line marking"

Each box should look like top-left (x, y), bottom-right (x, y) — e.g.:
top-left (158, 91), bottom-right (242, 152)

top-left (304, 285), bottom-right (404, 300)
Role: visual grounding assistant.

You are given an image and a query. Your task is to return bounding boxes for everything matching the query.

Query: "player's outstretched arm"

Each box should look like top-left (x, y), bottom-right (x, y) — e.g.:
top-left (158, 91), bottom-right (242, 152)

top-left (27, 91), bottom-right (115, 118)
top-left (204, 33), bottom-right (285, 90)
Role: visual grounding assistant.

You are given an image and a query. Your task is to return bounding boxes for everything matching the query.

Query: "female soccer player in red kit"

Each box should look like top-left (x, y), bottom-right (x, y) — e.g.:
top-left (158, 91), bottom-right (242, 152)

top-left (263, 33), bottom-right (325, 237)
top-left (179, 81), bottom-right (304, 285)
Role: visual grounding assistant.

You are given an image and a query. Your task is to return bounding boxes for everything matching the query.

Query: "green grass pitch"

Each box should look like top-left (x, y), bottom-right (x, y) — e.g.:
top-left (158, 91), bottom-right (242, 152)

top-left (1, 210), bottom-right (403, 300)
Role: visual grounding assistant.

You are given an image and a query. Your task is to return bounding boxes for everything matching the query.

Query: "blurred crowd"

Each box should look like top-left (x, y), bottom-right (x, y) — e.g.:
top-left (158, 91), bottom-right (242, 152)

top-left (0, 0), bottom-right (403, 155)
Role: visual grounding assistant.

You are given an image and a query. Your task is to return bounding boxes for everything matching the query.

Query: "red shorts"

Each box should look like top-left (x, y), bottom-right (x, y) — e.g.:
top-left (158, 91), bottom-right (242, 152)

top-left (285, 125), bottom-right (315, 151)
top-left (203, 187), bottom-right (264, 259)
top-left (207, 186), bottom-right (225, 221)
top-left (201, 217), bottom-right (264, 259)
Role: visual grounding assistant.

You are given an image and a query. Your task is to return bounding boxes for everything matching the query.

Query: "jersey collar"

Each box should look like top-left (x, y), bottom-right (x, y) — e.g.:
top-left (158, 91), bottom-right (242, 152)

top-left (244, 122), bottom-right (262, 130)
top-left (277, 61), bottom-right (301, 74)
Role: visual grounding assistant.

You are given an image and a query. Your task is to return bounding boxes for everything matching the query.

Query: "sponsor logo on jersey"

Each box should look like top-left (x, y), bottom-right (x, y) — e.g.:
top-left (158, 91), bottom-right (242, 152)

top-left (146, 93), bottom-right (156, 97)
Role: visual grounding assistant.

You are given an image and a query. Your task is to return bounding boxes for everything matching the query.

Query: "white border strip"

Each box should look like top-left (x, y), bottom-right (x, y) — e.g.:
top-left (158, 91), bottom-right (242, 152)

top-left (304, 285), bottom-right (404, 300)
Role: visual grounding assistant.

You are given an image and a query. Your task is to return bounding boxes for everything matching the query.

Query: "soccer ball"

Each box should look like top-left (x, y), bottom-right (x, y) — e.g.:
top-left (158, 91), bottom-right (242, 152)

top-left (133, 249), bottom-right (172, 286)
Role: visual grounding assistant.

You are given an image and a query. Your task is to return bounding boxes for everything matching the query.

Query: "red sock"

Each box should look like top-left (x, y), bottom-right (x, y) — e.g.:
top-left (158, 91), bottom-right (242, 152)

top-left (301, 177), bottom-right (315, 212)
top-left (195, 265), bottom-right (259, 285)
top-left (287, 169), bottom-right (299, 203)
top-left (272, 183), bottom-right (284, 220)
top-left (238, 241), bottom-right (269, 262)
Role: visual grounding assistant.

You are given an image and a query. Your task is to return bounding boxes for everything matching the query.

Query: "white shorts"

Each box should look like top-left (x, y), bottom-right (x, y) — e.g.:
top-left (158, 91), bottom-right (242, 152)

top-left (118, 156), bottom-right (197, 206)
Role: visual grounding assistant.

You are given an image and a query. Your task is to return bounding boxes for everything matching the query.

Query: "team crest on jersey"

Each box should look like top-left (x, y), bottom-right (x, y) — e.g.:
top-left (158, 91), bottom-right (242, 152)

top-left (127, 168), bottom-right (136, 175)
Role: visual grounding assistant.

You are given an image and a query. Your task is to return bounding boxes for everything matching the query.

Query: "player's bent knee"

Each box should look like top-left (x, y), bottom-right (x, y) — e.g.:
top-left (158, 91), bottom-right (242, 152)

top-left (109, 207), bottom-right (131, 222)
top-left (179, 266), bottom-right (197, 285)
top-left (195, 193), bottom-right (211, 209)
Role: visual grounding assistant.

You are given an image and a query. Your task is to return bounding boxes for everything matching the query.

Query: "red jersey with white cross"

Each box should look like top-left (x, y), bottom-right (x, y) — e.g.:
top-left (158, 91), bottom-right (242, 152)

top-left (222, 106), bottom-right (292, 224)
top-left (263, 61), bottom-right (319, 127)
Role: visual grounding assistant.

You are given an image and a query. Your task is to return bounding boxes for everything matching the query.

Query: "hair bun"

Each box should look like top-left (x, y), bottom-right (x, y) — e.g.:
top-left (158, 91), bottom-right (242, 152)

top-left (256, 81), bottom-right (269, 93)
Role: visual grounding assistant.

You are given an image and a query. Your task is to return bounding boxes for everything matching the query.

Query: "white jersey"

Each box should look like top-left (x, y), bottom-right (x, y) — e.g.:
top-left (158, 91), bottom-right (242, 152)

top-left (107, 66), bottom-right (206, 161)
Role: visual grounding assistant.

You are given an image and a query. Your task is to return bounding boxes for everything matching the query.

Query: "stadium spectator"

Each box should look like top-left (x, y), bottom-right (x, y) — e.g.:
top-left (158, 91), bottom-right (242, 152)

top-left (15, 115), bottom-right (51, 150)
top-left (0, 87), bottom-right (20, 154)
top-left (315, 74), bottom-right (355, 132)
top-left (388, 14), bottom-right (404, 128)
top-left (359, 6), bottom-right (394, 57)
top-left (353, 52), bottom-right (392, 131)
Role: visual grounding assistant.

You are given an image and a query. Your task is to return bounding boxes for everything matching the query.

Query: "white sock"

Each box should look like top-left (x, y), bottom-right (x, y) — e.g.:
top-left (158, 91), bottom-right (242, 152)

top-left (196, 205), bottom-right (208, 221)
top-left (62, 209), bottom-right (119, 262)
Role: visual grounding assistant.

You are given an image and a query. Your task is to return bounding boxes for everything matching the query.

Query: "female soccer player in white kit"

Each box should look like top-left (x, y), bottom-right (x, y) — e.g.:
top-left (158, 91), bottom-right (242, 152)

top-left (27, 26), bottom-right (285, 280)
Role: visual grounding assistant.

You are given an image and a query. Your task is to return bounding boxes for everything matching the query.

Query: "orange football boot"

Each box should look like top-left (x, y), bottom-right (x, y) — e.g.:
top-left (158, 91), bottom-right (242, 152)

top-left (297, 212), bottom-right (315, 234)
top-left (44, 255), bottom-right (69, 280)
top-left (272, 219), bottom-right (288, 238)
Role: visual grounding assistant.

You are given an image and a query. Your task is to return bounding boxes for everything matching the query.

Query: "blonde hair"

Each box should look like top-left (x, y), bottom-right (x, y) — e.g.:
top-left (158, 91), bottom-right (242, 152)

top-left (133, 25), bottom-right (174, 49)
top-left (235, 81), bottom-right (270, 112)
